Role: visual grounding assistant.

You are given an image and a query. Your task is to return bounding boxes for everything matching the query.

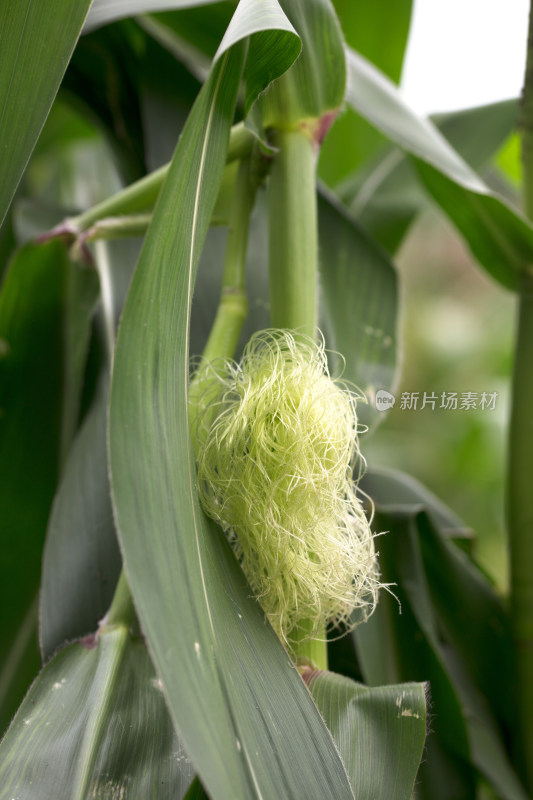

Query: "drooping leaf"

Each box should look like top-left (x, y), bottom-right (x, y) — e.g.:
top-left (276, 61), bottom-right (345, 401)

top-left (431, 100), bottom-right (519, 172)
top-left (319, 0), bottom-right (413, 184)
top-left (109, 9), bottom-right (354, 799)
top-left (0, 241), bottom-right (98, 730)
top-left (345, 49), bottom-right (490, 191)
top-left (0, 0), bottom-right (93, 226)
top-left (338, 99), bottom-right (519, 255)
top-left (345, 48), bottom-right (532, 289)
top-left (0, 625), bottom-right (195, 799)
top-left (306, 670), bottom-right (426, 800)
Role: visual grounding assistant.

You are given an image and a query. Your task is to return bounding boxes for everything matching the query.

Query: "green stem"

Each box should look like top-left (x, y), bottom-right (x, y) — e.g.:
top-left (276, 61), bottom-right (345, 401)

top-left (522, 3), bottom-right (533, 220)
top-left (510, 6), bottom-right (533, 787)
top-left (289, 620), bottom-right (328, 671)
top-left (189, 153), bottom-right (260, 450)
top-left (84, 213), bottom-right (153, 243)
top-left (508, 273), bottom-right (533, 789)
top-left (268, 128), bottom-right (318, 337)
top-left (268, 127), bottom-right (326, 668)
top-left (70, 122), bottom-right (254, 234)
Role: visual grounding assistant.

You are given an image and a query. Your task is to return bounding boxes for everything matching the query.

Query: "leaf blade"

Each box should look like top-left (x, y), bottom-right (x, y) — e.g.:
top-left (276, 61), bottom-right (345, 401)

top-left (0, 0), bottom-right (93, 225)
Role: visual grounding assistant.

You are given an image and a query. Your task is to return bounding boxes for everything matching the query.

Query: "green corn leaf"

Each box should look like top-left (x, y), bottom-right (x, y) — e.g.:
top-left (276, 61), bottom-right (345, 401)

top-left (345, 47), bottom-right (532, 290)
top-left (0, 625), bottom-right (195, 799)
top-left (109, 7), bottom-right (354, 799)
top-left (306, 670), bottom-right (427, 800)
top-left (0, 0), bottom-right (93, 226)
top-left (0, 241), bottom-right (98, 731)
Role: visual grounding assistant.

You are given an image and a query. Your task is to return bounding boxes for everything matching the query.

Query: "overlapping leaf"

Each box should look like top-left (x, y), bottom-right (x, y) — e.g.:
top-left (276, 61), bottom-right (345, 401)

top-left (109, 5), bottom-right (354, 798)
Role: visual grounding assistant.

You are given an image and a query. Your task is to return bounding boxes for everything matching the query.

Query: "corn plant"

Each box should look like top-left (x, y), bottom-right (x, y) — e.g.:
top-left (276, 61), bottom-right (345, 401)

top-left (0, 1), bottom-right (532, 798)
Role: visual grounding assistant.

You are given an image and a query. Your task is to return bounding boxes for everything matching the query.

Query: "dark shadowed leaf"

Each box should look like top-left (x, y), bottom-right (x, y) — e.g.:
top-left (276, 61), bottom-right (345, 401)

top-left (360, 465), bottom-right (471, 537)
top-left (40, 237), bottom-right (139, 661)
top-left (61, 21), bottom-right (148, 182)
top-left (0, 241), bottom-right (98, 730)
top-left (140, 35), bottom-right (202, 171)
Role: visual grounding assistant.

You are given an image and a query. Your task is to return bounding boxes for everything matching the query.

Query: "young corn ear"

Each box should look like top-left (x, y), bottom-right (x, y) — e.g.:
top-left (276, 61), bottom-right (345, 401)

top-left (193, 329), bottom-right (381, 643)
